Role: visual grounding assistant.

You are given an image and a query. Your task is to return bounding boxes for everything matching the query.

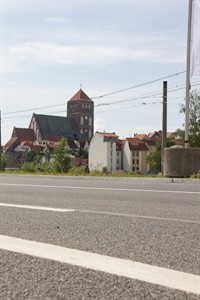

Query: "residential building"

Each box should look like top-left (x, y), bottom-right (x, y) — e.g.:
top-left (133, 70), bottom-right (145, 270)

top-left (116, 139), bottom-right (124, 170)
top-left (123, 138), bottom-right (149, 173)
top-left (89, 132), bottom-right (118, 172)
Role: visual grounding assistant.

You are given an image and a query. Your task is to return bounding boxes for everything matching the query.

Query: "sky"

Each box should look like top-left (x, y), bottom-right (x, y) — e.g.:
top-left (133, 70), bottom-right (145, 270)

top-left (1, 0), bottom-right (200, 145)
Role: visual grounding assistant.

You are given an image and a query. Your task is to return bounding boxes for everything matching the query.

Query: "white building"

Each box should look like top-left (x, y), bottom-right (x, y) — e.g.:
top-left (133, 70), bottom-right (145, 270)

top-left (89, 132), bottom-right (118, 172)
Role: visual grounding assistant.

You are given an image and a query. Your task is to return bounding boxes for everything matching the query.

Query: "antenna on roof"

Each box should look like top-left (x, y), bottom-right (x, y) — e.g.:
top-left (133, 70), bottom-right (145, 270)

top-left (80, 80), bottom-right (82, 89)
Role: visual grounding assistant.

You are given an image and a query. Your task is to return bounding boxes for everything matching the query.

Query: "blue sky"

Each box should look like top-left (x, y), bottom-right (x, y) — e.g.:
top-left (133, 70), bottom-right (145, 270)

top-left (1, 0), bottom-right (199, 144)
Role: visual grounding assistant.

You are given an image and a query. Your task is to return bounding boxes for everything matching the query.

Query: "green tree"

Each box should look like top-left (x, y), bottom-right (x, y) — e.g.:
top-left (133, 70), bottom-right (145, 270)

top-left (53, 138), bottom-right (72, 173)
top-left (27, 150), bottom-right (37, 162)
top-left (177, 90), bottom-right (200, 147)
top-left (146, 139), bottom-right (175, 172)
top-left (0, 152), bottom-right (7, 171)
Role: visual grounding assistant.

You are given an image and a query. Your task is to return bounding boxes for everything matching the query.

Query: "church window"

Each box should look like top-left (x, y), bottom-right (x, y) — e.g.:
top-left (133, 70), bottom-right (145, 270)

top-left (80, 116), bottom-right (84, 125)
top-left (88, 129), bottom-right (92, 138)
top-left (89, 116), bottom-right (92, 126)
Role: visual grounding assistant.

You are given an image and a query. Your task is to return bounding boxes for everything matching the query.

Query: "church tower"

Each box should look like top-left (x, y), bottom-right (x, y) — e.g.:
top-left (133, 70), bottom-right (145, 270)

top-left (67, 89), bottom-right (94, 141)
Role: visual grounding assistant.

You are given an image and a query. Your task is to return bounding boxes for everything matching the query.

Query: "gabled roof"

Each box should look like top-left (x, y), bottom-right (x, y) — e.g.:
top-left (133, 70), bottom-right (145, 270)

top-left (12, 127), bottom-right (36, 142)
top-left (69, 89), bottom-right (93, 102)
top-left (31, 114), bottom-right (87, 141)
top-left (148, 131), bottom-right (162, 140)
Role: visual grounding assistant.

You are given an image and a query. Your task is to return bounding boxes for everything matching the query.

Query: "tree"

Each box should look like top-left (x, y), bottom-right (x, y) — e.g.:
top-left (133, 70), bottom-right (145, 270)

top-left (177, 90), bottom-right (200, 147)
top-left (146, 139), bottom-right (175, 172)
top-left (27, 150), bottom-right (37, 162)
top-left (0, 152), bottom-right (7, 171)
top-left (53, 137), bottom-right (72, 173)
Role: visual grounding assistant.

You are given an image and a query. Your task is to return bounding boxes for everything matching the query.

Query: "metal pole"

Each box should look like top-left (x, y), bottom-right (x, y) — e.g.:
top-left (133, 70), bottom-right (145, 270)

top-left (161, 81), bottom-right (167, 174)
top-left (185, 0), bottom-right (193, 148)
top-left (0, 110), bottom-right (1, 170)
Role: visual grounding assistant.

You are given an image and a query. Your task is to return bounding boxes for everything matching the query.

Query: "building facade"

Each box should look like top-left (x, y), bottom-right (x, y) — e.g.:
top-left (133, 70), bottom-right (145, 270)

top-left (89, 132), bottom-right (118, 172)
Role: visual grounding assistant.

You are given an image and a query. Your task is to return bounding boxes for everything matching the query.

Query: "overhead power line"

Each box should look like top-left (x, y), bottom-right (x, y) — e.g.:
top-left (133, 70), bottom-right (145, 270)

top-left (91, 71), bottom-right (186, 99)
top-left (1, 70), bottom-right (187, 116)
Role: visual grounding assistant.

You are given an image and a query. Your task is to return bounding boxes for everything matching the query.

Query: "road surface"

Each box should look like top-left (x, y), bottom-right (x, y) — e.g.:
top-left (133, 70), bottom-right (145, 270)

top-left (0, 174), bottom-right (199, 299)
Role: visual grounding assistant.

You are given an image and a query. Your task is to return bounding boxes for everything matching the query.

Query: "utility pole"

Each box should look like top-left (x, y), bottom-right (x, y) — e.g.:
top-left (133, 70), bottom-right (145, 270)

top-left (185, 0), bottom-right (193, 148)
top-left (161, 81), bottom-right (167, 174)
top-left (0, 110), bottom-right (1, 170)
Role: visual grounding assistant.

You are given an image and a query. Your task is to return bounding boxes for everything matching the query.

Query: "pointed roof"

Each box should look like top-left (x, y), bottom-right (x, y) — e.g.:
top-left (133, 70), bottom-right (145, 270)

top-left (69, 89), bottom-right (93, 102)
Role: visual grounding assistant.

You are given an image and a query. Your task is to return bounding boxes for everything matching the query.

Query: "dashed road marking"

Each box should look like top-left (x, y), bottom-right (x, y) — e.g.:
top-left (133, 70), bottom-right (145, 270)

top-left (0, 203), bottom-right (199, 224)
top-left (0, 203), bottom-right (74, 212)
top-left (1, 235), bottom-right (200, 295)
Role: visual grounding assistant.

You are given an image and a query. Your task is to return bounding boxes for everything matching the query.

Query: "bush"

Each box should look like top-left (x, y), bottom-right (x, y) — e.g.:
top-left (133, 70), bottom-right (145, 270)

top-left (68, 166), bottom-right (86, 176)
top-left (190, 171), bottom-right (200, 179)
top-left (21, 162), bottom-right (37, 172)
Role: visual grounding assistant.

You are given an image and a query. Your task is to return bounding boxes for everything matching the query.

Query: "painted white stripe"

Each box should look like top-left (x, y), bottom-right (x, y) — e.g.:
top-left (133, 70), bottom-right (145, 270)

top-left (0, 203), bottom-right (74, 213)
top-left (0, 203), bottom-right (199, 224)
top-left (0, 183), bottom-right (200, 195)
top-left (1, 235), bottom-right (199, 295)
top-left (76, 209), bottom-right (200, 225)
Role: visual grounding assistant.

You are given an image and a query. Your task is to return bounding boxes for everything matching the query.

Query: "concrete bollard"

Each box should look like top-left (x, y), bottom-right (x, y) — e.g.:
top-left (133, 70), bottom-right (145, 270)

top-left (164, 147), bottom-right (200, 177)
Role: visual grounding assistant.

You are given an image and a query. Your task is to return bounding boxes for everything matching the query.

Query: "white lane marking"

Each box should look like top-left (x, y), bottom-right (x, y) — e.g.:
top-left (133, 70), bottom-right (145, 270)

top-left (76, 209), bottom-right (200, 225)
top-left (0, 183), bottom-right (200, 195)
top-left (0, 203), bottom-right (199, 224)
top-left (1, 235), bottom-right (199, 295)
top-left (0, 203), bottom-right (74, 213)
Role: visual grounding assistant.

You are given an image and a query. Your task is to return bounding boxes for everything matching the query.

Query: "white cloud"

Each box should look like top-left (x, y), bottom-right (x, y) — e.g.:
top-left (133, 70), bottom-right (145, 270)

top-left (2, 39), bottom-right (185, 74)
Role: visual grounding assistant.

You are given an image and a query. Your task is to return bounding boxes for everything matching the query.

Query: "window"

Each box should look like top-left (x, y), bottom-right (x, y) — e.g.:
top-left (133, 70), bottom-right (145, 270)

top-left (137, 159), bottom-right (139, 164)
top-left (117, 159), bottom-right (119, 164)
top-left (132, 159), bottom-right (135, 164)
top-left (89, 116), bottom-right (92, 126)
top-left (136, 151), bottom-right (139, 156)
top-left (88, 129), bottom-right (92, 138)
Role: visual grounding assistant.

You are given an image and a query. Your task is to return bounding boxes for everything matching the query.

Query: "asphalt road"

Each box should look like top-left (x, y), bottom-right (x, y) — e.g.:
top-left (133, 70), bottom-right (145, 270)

top-left (0, 174), bottom-right (199, 299)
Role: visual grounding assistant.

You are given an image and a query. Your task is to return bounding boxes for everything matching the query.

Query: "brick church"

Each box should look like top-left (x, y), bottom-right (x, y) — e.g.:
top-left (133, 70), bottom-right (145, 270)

top-left (4, 88), bottom-right (94, 157)
top-left (28, 88), bottom-right (94, 143)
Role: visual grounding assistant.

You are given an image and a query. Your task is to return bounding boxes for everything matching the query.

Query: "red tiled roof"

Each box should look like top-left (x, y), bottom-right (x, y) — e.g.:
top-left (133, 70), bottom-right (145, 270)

top-left (4, 137), bottom-right (20, 151)
top-left (12, 127), bottom-right (36, 142)
top-left (69, 89), bottom-right (92, 102)
top-left (134, 134), bottom-right (148, 140)
top-left (21, 141), bottom-right (34, 146)
top-left (29, 145), bottom-right (43, 153)
top-left (127, 138), bottom-right (149, 151)
top-left (46, 135), bottom-right (62, 142)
